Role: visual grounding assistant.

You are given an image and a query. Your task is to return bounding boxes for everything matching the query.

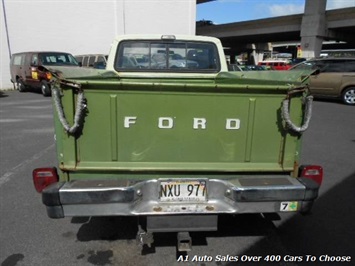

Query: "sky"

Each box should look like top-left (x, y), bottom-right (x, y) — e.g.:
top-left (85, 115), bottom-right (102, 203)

top-left (196, 0), bottom-right (355, 24)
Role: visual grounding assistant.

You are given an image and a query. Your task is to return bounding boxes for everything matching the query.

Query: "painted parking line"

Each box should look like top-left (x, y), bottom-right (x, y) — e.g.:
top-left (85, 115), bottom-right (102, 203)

top-left (0, 119), bottom-right (25, 123)
top-left (0, 99), bottom-right (51, 107)
top-left (0, 144), bottom-right (55, 187)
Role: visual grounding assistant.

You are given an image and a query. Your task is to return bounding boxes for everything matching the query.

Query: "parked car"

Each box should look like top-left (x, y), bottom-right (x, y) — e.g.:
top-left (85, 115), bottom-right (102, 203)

top-left (228, 64), bottom-right (242, 71)
top-left (290, 58), bottom-right (355, 105)
top-left (289, 58), bottom-right (307, 65)
top-left (75, 54), bottom-right (108, 69)
top-left (240, 65), bottom-right (269, 71)
top-left (258, 60), bottom-right (292, 70)
top-left (151, 52), bottom-right (199, 69)
top-left (10, 51), bottom-right (79, 96)
top-left (228, 64), bottom-right (269, 71)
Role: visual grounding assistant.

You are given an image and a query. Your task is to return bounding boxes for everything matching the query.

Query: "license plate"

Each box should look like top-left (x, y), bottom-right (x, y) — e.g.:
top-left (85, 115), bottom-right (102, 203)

top-left (159, 180), bottom-right (207, 202)
top-left (31, 71), bottom-right (38, 80)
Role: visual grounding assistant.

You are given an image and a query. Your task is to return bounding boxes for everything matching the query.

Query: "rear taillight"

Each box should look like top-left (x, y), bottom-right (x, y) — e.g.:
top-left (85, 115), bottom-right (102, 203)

top-left (46, 72), bottom-right (52, 80)
top-left (300, 165), bottom-right (323, 185)
top-left (33, 167), bottom-right (59, 193)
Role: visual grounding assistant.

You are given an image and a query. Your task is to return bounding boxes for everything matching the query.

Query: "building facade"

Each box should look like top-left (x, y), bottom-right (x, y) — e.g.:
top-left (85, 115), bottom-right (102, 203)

top-left (1, 0), bottom-right (197, 89)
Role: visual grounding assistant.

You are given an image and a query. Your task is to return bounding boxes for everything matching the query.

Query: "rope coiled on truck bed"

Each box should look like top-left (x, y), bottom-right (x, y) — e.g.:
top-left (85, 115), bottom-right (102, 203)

top-left (52, 83), bottom-right (86, 135)
top-left (281, 91), bottom-right (313, 133)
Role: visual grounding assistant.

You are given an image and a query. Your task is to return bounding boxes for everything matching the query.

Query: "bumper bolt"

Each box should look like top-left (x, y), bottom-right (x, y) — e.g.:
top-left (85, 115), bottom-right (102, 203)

top-left (206, 205), bottom-right (214, 211)
top-left (153, 206), bottom-right (162, 212)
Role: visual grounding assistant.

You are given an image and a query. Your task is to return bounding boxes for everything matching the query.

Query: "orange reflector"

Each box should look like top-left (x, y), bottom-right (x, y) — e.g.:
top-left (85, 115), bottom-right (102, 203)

top-left (33, 167), bottom-right (58, 193)
top-left (46, 72), bottom-right (52, 80)
top-left (300, 165), bottom-right (323, 185)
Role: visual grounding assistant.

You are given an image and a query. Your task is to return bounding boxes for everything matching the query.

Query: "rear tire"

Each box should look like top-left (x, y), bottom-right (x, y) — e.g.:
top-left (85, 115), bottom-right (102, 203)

top-left (342, 87), bottom-right (355, 105)
top-left (41, 80), bottom-right (51, 97)
top-left (16, 79), bottom-right (26, 92)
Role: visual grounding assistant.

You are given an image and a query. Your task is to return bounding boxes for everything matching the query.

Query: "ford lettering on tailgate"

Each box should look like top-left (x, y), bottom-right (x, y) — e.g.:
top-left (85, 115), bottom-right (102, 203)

top-left (160, 180), bottom-right (207, 202)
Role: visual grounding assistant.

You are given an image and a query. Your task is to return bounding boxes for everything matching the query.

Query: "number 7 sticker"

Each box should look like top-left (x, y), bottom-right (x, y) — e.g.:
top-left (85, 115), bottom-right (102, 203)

top-left (280, 201), bottom-right (298, 211)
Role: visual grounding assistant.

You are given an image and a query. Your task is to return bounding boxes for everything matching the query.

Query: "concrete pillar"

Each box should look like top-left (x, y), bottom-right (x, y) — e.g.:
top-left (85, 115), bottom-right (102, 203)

top-left (300, 0), bottom-right (327, 59)
top-left (245, 43), bottom-right (271, 64)
top-left (255, 43), bottom-right (271, 63)
top-left (253, 51), bottom-right (264, 64)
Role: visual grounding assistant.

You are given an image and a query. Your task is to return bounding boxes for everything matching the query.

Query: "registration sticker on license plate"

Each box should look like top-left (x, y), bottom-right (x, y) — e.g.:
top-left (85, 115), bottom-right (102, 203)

top-left (280, 201), bottom-right (298, 212)
top-left (159, 180), bottom-right (207, 202)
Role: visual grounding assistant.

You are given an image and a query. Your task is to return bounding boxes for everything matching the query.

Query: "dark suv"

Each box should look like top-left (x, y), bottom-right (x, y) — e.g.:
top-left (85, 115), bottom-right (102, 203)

top-left (291, 58), bottom-right (355, 105)
top-left (10, 51), bottom-right (79, 96)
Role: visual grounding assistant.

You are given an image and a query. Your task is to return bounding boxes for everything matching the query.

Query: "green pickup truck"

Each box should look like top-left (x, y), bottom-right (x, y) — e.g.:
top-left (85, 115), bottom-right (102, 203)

top-left (33, 35), bottom-right (322, 251)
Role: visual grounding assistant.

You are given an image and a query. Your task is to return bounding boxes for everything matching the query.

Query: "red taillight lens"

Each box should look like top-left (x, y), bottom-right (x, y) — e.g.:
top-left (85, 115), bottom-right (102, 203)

top-left (300, 165), bottom-right (323, 185)
top-left (46, 72), bottom-right (52, 80)
top-left (33, 167), bottom-right (59, 193)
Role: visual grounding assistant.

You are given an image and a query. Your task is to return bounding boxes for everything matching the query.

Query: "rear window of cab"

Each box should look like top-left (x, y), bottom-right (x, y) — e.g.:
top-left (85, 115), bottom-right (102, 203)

top-left (114, 40), bottom-right (220, 73)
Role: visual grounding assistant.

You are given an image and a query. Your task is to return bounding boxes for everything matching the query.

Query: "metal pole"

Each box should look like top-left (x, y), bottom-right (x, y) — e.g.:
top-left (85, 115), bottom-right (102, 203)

top-left (2, 0), bottom-right (15, 90)
top-left (2, 0), bottom-right (12, 58)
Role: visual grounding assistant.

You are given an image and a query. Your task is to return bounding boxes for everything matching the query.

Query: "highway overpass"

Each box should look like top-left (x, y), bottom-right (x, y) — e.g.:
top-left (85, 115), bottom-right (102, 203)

top-left (197, 6), bottom-right (355, 59)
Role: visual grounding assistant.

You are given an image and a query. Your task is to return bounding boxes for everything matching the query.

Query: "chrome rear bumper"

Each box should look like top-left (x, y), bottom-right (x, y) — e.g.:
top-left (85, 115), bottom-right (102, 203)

top-left (42, 175), bottom-right (319, 218)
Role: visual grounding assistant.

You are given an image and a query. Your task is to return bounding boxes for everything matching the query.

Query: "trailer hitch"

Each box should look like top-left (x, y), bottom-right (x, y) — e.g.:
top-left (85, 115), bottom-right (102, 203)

top-left (136, 225), bottom-right (154, 248)
top-left (177, 232), bottom-right (192, 252)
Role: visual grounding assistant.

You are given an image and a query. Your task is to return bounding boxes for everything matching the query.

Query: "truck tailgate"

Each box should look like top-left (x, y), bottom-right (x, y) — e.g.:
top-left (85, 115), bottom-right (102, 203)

top-left (53, 75), bottom-right (306, 173)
